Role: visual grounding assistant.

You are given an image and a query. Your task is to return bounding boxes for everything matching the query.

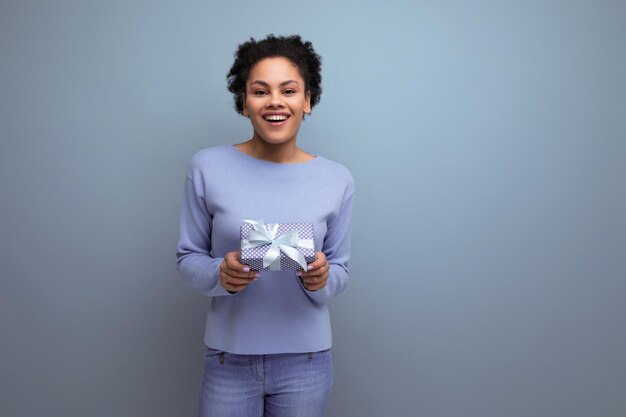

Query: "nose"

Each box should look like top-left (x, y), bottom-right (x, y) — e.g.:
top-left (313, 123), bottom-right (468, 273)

top-left (266, 91), bottom-right (285, 108)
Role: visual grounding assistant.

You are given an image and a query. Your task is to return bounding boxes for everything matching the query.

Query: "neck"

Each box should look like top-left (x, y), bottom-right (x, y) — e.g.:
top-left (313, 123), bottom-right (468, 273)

top-left (241, 135), bottom-right (306, 163)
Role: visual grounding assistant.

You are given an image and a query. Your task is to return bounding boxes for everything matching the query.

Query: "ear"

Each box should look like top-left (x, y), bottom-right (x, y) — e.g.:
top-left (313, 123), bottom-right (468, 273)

top-left (304, 91), bottom-right (312, 114)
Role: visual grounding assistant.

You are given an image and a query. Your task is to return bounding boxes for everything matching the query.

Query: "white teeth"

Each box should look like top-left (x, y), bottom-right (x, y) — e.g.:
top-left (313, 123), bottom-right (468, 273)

top-left (264, 115), bottom-right (288, 121)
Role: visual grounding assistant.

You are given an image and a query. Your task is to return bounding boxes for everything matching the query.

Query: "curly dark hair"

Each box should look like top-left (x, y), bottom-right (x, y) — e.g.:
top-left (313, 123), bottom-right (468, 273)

top-left (226, 34), bottom-right (322, 116)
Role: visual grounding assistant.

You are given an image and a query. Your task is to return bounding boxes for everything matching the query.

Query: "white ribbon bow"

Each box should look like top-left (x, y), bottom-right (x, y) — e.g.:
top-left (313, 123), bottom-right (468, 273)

top-left (241, 219), bottom-right (314, 271)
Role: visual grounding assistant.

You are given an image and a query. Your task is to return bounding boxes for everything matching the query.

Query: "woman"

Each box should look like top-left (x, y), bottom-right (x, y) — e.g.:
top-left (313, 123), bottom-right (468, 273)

top-left (176, 34), bottom-right (355, 417)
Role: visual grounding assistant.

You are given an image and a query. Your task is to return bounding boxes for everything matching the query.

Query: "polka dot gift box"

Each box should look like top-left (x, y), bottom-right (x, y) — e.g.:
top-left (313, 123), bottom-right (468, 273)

top-left (240, 219), bottom-right (315, 271)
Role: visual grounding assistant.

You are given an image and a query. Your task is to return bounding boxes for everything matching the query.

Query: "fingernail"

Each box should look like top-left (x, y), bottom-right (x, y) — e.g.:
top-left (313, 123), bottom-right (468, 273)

top-left (254, 273), bottom-right (261, 278)
top-left (307, 265), bottom-right (314, 270)
top-left (296, 271), bottom-right (302, 276)
top-left (253, 278), bottom-right (259, 281)
top-left (243, 267), bottom-right (250, 272)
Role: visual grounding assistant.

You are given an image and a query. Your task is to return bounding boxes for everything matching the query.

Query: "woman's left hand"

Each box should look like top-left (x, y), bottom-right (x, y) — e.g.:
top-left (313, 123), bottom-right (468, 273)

top-left (297, 251), bottom-right (329, 291)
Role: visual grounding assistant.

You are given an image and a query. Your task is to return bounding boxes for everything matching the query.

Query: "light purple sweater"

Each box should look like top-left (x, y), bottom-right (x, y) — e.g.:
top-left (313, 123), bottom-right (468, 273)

top-left (176, 145), bottom-right (355, 354)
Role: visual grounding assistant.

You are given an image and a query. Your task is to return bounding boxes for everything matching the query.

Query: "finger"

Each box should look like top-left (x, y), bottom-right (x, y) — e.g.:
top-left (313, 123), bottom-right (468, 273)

top-left (227, 267), bottom-right (259, 279)
top-left (300, 264), bottom-right (329, 278)
top-left (221, 271), bottom-right (258, 292)
top-left (225, 251), bottom-right (258, 277)
top-left (300, 273), bottom-right (327, 285)
top-left (306, 252), bottom-right (327, 270)
top-left (225, 274), bottom-right (257, 285)
top-left (226, 250), bottom-right (248, 269)
top-left (303, 280), bottom-right (325, 291)
top-left (222, 264), bottom-right (260, 280)
top-left (302, 278), bottom-right (320, 288)
top-left (228, 259), bottom-right (251, 271)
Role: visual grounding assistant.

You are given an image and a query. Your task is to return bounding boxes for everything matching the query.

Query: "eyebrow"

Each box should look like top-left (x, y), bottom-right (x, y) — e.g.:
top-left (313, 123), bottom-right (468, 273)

top-left (250, 80), bottom-right (299, 88)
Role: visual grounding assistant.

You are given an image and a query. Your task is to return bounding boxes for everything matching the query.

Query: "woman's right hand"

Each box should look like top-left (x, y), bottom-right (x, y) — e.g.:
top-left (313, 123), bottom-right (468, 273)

top-left (220, 250), bottom-right (259, 293)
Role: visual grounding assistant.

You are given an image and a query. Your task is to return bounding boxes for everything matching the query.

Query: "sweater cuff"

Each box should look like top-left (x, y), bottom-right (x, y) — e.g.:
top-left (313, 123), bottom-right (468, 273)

top-left (177, 253), bottom-right (238, 297)
top-left (298, 277), bottom-right (332, 304)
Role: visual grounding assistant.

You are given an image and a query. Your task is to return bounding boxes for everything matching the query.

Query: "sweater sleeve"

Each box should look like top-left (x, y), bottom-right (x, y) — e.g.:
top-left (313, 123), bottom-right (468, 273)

top-left (300, 176), bottom-right (355, 304)
top-left (176, 175), bottom-right (234, 297)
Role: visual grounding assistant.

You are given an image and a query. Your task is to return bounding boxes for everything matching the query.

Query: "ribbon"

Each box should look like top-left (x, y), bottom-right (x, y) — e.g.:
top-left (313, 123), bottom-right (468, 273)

top-left (241, 219), bottom-right (314, 271)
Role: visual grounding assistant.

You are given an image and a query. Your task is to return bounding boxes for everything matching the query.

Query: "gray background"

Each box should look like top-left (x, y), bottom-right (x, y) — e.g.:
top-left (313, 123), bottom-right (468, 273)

top-left (1, 1), bottom-right (624, 416)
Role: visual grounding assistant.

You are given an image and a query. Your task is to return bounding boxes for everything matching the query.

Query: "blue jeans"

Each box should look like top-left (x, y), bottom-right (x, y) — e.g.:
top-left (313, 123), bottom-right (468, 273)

top-left (198, 346), bottom-right (333, 417)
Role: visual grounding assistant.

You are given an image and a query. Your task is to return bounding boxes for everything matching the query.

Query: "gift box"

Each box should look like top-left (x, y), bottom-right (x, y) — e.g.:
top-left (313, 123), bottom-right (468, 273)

top-left (240, 219), bottom-right (315, 271)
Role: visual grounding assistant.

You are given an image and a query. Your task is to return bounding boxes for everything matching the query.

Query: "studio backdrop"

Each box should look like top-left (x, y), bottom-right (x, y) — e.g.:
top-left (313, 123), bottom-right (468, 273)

top-left (1, 1), bottom-right (624, 416)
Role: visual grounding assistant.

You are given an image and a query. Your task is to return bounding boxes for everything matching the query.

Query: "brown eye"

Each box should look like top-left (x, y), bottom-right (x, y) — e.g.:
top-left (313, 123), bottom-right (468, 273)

top-left (253, 90), bottom-right (267, 96)
top-left (284, 89), bottom-right (296, 95)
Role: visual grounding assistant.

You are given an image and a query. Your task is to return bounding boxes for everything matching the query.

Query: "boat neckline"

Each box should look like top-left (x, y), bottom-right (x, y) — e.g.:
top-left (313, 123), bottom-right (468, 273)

top-left (228, 144), bottom-right (320, 166)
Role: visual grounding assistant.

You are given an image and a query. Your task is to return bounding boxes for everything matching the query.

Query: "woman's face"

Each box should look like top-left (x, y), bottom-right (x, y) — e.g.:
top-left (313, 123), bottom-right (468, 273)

top-left (243, 56), bottom-right (311, 146)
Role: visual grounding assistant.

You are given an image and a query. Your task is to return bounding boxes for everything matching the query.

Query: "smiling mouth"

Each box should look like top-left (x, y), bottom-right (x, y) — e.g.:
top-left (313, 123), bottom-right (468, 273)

top-left (263, 114), bottom-right (290, 124)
